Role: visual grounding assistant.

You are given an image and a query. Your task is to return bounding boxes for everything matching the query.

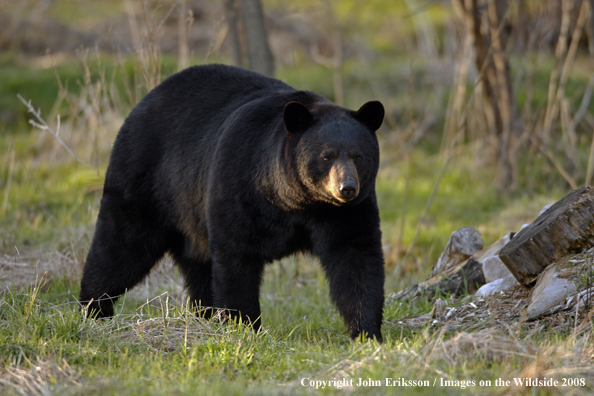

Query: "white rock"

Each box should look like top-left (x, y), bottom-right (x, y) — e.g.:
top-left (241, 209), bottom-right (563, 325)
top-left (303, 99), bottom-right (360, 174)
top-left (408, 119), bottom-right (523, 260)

top-left (472, 233), bottom-right (513, 265)
top-left (482, 255), bottom-right (514, 283)
top-left (539, 204), bottom-right (553, 216)
top-left (475, 275), bottom-right (519, 297)
top-left (527, 264), bottom-right (577, 319)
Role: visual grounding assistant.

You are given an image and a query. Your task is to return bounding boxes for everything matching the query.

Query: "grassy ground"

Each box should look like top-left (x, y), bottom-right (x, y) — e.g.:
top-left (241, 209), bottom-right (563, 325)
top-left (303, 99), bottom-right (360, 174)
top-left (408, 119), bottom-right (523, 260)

top-left (1, 49), bottom-right (592, 394)
top-left (2, 256), bottom-right (593, 395)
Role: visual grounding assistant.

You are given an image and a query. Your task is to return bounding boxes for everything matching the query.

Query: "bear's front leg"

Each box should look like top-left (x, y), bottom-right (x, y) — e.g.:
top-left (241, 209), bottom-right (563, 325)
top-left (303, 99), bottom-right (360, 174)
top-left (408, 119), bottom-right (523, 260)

top-left (321, 247), bottom-right (384, 342)
top-left (211, 254), bottom-right (266, 331)
top-left (312, 203), bottom-right (385, 342)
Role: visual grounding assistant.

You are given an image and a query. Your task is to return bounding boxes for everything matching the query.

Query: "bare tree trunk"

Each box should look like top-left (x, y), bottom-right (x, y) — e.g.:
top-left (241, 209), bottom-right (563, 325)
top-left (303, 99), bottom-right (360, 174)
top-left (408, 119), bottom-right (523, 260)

top-left (445, 0), bottom-right (473, 149)
top-left (325, 0), bottom-right (343, 106)
top-left (452, 0), bottom-right (521, 192)
top-left (487, 0), bottom-right (518, 190)
top-left (404, 0), bottom-right (438, 58)
top-left (178, 0), bottom-right (189, 71)
top-left (239, 0), bottom-right (274, 77)
top-left (309, 1), bottom-right (344, 105)
top-left (223, 0), bottom-right (243, 68)
top-left (542, 0), bottom-right (574, 145)
top-left (587, 0), bottom-right (594, 56)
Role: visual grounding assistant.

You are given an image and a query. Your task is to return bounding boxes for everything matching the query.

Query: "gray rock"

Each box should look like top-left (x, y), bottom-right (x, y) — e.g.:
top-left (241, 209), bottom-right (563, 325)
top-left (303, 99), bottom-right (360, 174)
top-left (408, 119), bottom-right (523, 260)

top-left (527, 263), bottom-right (577, 319)
top-left (430, 227), bottom-right (483, 277)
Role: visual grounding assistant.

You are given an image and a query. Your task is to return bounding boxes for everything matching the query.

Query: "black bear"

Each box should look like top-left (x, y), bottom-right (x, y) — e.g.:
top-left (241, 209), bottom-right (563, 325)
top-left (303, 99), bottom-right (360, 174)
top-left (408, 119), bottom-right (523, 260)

top-left (79, 64), bottom-right (385, 341)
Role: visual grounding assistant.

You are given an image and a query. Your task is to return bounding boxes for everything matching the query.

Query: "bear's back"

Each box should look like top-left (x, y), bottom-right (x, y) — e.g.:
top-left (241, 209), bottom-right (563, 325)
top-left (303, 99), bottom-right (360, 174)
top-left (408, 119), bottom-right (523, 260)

top-left (154, 64), bottom-right (293, 107)
top-left (103, 65), bottom-right (304, 212)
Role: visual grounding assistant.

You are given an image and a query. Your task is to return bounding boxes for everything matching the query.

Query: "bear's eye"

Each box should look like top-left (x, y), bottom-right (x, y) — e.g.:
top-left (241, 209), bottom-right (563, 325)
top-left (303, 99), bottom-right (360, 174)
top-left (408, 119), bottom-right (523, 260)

top-left (354, 155), bottom-right (362, 162)
top-left (322, 156), bottom-right (332, 163)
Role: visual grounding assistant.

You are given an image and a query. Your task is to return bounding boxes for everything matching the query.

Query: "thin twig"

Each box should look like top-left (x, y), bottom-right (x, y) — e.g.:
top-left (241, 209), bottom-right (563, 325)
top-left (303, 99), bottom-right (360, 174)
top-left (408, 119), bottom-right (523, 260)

top-left (17, 94), bottom-right (87, 166)
top-left (532, 137), bottom-right (578, 190)
top-left (574, 76), bottom-right (594, 186)
top-left (542, 0), bottom-right (575, 143)
top-left (1, 143), bottom-right (15, 217)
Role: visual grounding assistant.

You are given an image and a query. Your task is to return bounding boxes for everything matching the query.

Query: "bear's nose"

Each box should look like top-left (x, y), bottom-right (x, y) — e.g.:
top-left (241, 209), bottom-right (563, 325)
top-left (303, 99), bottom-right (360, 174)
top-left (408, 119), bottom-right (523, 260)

top-left (340, 181), bottom-right (358, 200)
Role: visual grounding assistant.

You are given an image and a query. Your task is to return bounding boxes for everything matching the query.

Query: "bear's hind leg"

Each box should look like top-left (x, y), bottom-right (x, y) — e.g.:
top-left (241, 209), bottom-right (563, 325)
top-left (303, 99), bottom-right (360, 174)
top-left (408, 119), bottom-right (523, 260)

top-left (170, 236), bottom-right (215, 318)
top-left (79, 197), bottom-right (168, 317)
top-left (210, 253), bottom-right (266, 330)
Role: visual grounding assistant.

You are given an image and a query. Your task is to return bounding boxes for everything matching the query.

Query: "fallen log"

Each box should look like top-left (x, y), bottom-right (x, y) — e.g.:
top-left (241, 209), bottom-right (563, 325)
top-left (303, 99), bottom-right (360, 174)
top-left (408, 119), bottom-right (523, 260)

top-left (392, 232), bottom-right (509, 302)
top-left (499, 186), bottom-right (594, 286)
top-left (392, 257), bottom-right (485, 301)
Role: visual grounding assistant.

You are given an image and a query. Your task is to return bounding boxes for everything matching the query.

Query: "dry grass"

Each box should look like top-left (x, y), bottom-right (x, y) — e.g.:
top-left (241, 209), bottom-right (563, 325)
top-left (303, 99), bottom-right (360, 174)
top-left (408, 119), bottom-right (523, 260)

top-left (0, 247), bottom-right (186, 300)
top-left (0, 358), bottom-right (79, 396)
top-left (420, 328), bottom-right (594, 395)
top-left (502, 336), bottom-right (594, 395)
top-left (0, 250), bottom-right (82, 290)
top-left (116, 309), bottom-right (219, 352)
top-left (423, 328), bottom-right (536, 364)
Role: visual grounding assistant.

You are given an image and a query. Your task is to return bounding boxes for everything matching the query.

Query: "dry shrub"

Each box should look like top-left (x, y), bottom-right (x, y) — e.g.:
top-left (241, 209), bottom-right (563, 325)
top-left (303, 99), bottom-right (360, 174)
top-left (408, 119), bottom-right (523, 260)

top-left (25, 51), bottom-right (128, 169)
top-left (0, 358), bottom-right (78, 396)
top-left (23, 0), bottom-right (178, 169)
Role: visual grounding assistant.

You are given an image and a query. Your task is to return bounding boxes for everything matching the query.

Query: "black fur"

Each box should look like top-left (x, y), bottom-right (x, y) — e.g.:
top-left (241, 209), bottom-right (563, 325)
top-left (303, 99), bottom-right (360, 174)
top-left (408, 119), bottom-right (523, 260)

top-left (79, 64), bottom-right (385, 341)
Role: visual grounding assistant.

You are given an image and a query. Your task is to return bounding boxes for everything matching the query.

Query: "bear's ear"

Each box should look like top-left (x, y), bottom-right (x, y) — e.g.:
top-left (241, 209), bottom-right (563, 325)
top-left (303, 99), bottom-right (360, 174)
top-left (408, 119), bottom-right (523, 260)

top-left (283, 101), bottom-right (313, 135)
top-left (354, 101), bottom-right (384, 132)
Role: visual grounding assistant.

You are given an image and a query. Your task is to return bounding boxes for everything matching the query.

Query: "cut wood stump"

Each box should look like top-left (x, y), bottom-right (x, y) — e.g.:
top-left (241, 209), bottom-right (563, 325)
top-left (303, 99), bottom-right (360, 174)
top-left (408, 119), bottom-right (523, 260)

top-left (499, 186), bottom-right (594, 286)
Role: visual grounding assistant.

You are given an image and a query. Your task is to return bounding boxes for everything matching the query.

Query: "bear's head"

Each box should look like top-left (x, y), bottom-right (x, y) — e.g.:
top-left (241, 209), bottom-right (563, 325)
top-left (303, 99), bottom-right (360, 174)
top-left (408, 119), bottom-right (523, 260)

top-left (283, 100), bottom-right (384, 207)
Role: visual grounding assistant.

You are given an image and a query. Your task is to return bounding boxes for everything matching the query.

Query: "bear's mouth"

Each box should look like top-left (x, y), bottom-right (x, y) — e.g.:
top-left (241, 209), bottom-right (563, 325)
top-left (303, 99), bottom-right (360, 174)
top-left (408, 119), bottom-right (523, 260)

top-left (332, 193), bottom-right (355, 203)
top-left (328, 187), bottom-right (359, 205)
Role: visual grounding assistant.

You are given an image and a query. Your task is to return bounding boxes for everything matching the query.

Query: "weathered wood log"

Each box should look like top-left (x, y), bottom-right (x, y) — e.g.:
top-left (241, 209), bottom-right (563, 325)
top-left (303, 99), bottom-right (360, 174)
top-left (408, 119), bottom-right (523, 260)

top-left (430, 227), bottom-right (483, 277)
top-left (392, 232), bottom-right (510, 302)
top-left (392, 257), bottom-right (485, 302)
top-left (499, 186), bottom-right (594, 286)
